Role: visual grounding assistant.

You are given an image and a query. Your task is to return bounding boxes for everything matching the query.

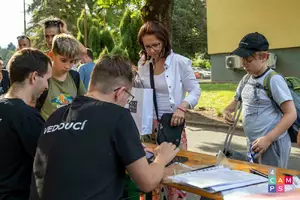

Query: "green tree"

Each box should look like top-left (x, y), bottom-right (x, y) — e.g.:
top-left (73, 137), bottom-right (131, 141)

top-left (110, 45), bottom-right (129, 58)
top-left (99, 46), bottom-right (109, 58)
top-left (5, 51), bottom-right (15, 63)
top-left (7, 43), bottom-right (16, 51)
top-left (0, 45), bottom-right (15, 65)
top-left (76, 9), bottom-right (115, 56)
top-left (88, 25), bottom-right (101, 55)
top-left (27, 0), bottom-right (97, 50)
top-left (119, 10), bottom-right (143, 63)
top-left (77, 9), bottom-right (96, 38)
top-left (97, 0), bottom-right (174, 33)
top-left (101, 29), bottom-right (115, 52)
top-left (93, 4), bottom-right (127, 30)
top-left (172, 0), bottom-right (207, 58)
top-left (192, 53), bottom-right (211, 69)
top-left (141, 0), bottom-right (174, 33)
top-left (0, 47), bottom-right (10, 64)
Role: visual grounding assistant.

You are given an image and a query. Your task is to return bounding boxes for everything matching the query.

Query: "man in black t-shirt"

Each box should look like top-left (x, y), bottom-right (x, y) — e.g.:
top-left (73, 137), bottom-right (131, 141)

top-left (0, 49), bottom-right (52, 200)
top-left (30, 55), bottom-right (179, 200)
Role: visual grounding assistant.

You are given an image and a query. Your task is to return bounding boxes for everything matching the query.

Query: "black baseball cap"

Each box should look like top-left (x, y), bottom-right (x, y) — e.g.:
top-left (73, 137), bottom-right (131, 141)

top-left (231, 32), bottom-right (269, 58)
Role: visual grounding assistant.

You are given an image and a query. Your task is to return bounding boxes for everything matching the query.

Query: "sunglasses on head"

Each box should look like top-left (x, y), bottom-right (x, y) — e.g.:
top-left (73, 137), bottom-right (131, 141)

top-left (44, 20), bottom-right (62, 28)
top-left (17, 35), bottom-right (30, 41)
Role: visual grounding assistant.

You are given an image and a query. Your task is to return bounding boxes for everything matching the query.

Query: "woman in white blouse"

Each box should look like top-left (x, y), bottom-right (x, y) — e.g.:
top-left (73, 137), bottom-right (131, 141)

top-left (138, 21), bottom-right (201, 149)
top-left (137, 21), bottom-right (201, 200)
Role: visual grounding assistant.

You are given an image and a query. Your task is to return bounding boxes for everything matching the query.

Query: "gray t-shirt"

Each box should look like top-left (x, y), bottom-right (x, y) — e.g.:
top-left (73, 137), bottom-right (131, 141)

top-left (234, 69), bottom-right (293, 143)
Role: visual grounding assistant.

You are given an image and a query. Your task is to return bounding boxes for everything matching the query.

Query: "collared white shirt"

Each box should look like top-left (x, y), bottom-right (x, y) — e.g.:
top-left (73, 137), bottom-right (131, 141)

top-left (138, 51), bottom-right (201, 112)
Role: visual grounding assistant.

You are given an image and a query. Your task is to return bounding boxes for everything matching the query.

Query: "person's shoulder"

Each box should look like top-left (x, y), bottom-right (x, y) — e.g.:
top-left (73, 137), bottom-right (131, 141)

top-left (88, 62), bottom-right (95, 67)
top-left (66, 70), bottom-right (80, 82)
top-left (78, 63), bottom-right (94, 74)
top-left (77, 64), bottom-right (85, 71)
top-left (138, 57), bottom-right (149, 68)
top-left (46, 104), bottom-right (69, 122)
top-left (114, 106), bottom-right (134, 127)
top-left (95, 101), bottom-right (131, 122)
top-left (138, 55), bottom-right (147, 67)
top-left (0, 98), bottom-right (43, 121)
top-left (73, 96), bottom-right (129, 119)
top-left (241, 73), bottom-right (251, 82)
top-left (265, 69), bottom-right (286, 83)
top-left (102, 102), bottom-right (129, 116)
top-left (167, 52), bottom-right (192, 71)
top-left (0, 98), bottom-right (26, 110)
top-left (170, 52), bottom-right (191, 64)
top-left (137, 58), bottom-right (150, 77)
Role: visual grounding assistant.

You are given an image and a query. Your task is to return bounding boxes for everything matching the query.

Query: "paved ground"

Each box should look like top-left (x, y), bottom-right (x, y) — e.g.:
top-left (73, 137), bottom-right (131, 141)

top-left (185, 125), bottom-right (300, 171)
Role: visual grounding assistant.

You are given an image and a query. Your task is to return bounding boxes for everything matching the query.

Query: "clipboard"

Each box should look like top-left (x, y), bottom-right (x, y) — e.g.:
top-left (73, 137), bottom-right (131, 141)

top-left (167, 165), bottom-right (268, 193)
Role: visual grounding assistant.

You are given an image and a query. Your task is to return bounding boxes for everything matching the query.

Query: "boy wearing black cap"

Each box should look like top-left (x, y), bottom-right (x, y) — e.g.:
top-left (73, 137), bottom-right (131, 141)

top-left (223, 32), bottom-right (297, 168)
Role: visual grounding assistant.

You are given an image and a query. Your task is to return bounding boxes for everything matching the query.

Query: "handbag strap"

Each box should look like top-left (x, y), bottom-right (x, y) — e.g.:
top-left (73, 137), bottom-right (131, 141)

top-left (149, 62), bottom-right (160, 121)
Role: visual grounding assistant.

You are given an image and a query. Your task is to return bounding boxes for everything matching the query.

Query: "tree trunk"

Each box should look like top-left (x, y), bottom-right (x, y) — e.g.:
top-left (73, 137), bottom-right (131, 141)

top-left (141, 0), bottom-right (174, 37)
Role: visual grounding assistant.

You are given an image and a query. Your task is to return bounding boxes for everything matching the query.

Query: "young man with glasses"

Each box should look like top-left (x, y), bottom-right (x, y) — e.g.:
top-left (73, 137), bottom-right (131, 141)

top-left (30, 54), bottom-right (179, 200)
top-left (17, 35), bottom-right (31, 50)
top-left (223, 32), bottom-right (297, 168)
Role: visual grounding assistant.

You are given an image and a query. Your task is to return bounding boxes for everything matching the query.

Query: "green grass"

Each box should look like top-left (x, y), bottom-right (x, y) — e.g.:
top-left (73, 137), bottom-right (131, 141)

top-left (196, 83), bottom-right (238, 115)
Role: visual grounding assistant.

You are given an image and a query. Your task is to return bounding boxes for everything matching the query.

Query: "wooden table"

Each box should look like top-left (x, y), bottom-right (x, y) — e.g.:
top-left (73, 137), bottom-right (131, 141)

top-left (144, 143), bottom-right (300, 200)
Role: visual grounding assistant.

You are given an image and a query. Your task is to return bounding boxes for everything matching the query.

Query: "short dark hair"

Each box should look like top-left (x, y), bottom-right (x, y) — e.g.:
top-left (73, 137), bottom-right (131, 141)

top-left (90, 54), bottom-right (133, 94)
top-left (138, 21), bottom-right (172, 60)
top-left (87, 48), bottom-right (94, 60)
top-left (7, 48), bottom-right (52, 84)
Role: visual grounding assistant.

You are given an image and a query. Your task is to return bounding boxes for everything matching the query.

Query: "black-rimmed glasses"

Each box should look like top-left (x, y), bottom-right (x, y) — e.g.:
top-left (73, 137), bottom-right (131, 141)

top-left (114, 87), bottom-right (134, 103)
top-left (144, 42), bottom-right (161, 51)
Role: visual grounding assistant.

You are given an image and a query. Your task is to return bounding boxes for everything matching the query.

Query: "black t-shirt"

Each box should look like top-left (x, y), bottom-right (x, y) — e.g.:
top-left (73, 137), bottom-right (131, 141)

top-left (30, 96), bottom-right (145, 200)
top-left (0, 98), bottom-right (44, 200)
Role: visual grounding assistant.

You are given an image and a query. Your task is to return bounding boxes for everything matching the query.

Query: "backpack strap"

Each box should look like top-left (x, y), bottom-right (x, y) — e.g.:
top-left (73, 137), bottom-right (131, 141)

top-left (69, 70), bottom-right (80, 94)
top-left (263, 71), bottom-right (282, 111)
top-left (36, 71), bottom-right (81, 111)
top-left (263, 71), bottom-right (278, 99)
top-left (237, 74), bottom-right (251, 102)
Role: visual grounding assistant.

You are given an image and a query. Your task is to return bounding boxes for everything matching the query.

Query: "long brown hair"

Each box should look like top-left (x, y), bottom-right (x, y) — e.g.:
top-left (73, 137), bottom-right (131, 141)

top-left (138, 21), bottom-right (172, 61)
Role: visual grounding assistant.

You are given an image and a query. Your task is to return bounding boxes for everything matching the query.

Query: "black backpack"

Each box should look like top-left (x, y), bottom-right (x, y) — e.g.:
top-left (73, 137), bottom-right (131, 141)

top-left (36, 70), bottom-right (80, 111)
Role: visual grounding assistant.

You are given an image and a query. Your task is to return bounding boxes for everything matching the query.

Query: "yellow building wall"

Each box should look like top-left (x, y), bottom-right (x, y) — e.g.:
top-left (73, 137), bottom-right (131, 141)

top-left (207, 0), bottom-right (300, 54)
